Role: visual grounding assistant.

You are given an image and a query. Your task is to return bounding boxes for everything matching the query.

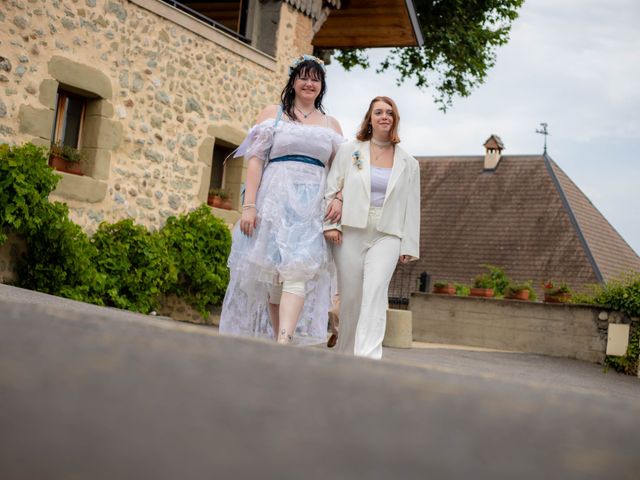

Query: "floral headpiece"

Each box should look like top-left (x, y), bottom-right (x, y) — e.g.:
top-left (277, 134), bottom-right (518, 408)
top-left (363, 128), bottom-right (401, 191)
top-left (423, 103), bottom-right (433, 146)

top-left (288, 54), bottom-right (326, 76)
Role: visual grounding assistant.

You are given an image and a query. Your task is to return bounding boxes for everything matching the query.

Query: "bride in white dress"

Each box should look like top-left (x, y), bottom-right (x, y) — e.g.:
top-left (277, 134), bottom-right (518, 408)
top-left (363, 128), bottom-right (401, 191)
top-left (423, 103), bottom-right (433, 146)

top-left (219, 55), bottom-right (344, 345)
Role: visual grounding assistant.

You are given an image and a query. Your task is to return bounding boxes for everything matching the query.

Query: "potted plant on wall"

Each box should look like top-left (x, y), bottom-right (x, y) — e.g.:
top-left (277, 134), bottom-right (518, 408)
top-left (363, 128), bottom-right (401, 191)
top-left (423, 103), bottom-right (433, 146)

top-left (543, 280), bottom-right (572, 303)
top-left (470, 273), bottom-right (495, 297)
top-left (207, 188), bottom-right (233, 210)
top-left (49, 142), bottom-right (84, 175)
top-left (504, 280), bottom-right (537, 301)
top-left (433, 280), bottom-right (456, 295)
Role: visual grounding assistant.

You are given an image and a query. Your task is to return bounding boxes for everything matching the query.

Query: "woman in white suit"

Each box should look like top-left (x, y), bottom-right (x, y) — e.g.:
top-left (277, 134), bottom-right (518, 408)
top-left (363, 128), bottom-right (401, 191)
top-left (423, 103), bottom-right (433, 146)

top-left (324, 96), bottom-right (420, 359)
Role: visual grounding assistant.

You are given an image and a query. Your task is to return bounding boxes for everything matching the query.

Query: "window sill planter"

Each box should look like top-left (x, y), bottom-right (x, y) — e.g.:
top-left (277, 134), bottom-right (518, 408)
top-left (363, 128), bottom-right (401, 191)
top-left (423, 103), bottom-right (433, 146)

top-left (433, 285), bottom-right (456, 295)
top-left (49, 154), bottom-right (83, 176)
top-left (207, 195), bottom-right (233, 210)
top-left (470, 288), bottom-right (494, 298)
top-left (505, 290), bottom-right (531, 301)
top-left (544, 293), bottom-right (572, 303)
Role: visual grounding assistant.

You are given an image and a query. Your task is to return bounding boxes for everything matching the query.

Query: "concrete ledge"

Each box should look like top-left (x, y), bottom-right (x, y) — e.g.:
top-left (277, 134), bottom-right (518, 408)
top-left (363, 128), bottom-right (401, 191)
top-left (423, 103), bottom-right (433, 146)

top-left (52, 173), bottom-right (108, 203)
top-left (207, 124), bottom-right (247, 147)
top-left (410, 293), bottom-right (615, 363)
top-left (209, 206), bottom-right (240, 229)
top-left (383, 309), bottom-right (412, 349)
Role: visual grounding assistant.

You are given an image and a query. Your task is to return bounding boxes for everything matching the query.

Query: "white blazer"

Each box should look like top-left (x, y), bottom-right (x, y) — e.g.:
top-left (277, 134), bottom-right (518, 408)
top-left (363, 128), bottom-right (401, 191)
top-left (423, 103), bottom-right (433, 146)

top-left (325, 139), bottom-right (421, 259)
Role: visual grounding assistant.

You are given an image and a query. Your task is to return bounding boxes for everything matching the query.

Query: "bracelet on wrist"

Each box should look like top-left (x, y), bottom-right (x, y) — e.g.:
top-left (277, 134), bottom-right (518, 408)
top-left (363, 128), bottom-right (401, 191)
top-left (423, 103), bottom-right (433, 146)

top-left (335, 197), bottom-right (343, 203)
top-left (242, 204), bottom-right (256, 210)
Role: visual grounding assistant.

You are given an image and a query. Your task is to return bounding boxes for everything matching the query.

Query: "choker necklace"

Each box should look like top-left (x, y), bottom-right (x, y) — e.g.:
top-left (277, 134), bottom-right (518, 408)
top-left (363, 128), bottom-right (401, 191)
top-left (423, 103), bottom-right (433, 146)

top-left (295, 106), bottom-right (316, 119)
top-left (371, 138), bottom-right (392, 147)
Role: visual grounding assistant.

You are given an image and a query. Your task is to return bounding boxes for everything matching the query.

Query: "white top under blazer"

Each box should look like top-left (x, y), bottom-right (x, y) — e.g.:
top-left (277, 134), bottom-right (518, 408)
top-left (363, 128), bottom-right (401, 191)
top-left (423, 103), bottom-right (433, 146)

top-left (324, 139), bottom-right (421, 259)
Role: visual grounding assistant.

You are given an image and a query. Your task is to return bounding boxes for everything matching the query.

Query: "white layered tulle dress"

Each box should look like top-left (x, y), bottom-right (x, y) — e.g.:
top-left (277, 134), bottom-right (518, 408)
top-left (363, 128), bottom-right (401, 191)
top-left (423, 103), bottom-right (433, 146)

top-left (219, 117), bottom-right (344, 344)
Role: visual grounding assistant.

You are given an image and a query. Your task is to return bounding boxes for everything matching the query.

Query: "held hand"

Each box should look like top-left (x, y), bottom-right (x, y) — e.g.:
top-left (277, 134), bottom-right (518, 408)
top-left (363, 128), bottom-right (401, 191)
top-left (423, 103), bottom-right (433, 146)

top-left (324, 229), bottom-right (342, 246)
top-left (399, 255), bottom-right (412, 264)
top-left (324, 198), bottom-right (342, 223)
top-left (240, 207), bottom-right (257, 236)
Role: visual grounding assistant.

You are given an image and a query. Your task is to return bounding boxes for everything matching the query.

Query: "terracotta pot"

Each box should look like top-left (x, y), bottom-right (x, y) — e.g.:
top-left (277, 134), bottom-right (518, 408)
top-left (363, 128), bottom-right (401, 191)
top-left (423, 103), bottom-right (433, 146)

top-left (208, 195), bottom-right (224, 208)
top-left (49, 154), bottom-right (83, 175)
top-left (433, 285), bottom-right (456, 295)
top-left (544, 292), bottom-right (571, 303)
top-left (470, 287), bottom-right (494, 298)
top-left (505, 289), bottom-right (530, 301)
top-left (221, 199), bottom-right (233, 210)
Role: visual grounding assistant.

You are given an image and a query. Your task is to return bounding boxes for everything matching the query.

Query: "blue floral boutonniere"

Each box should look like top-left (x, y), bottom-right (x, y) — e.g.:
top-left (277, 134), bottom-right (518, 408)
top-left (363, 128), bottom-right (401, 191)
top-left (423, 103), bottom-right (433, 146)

top-left (352, 150), bottom-right (362, 170)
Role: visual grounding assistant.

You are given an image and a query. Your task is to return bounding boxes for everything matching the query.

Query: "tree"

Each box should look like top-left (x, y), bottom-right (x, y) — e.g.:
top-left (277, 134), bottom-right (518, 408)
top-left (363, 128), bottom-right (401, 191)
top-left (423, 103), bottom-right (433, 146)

top-left (333, 0), bottom-right (525, 111)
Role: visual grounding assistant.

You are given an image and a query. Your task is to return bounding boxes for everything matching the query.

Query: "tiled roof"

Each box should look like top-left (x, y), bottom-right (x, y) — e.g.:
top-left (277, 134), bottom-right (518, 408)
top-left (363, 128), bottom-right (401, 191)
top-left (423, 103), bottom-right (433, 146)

top-left (390, 154), bottom-right (640, 299)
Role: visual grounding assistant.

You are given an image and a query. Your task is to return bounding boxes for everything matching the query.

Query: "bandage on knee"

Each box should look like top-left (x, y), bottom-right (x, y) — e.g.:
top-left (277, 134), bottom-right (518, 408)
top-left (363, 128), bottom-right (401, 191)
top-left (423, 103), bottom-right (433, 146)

top-left (282, 280), bottom-right (306, 298)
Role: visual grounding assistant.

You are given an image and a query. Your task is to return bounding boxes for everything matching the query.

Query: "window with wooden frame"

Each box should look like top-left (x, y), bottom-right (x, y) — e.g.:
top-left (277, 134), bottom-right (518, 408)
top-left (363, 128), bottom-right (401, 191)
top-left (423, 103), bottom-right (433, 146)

top-left (49, 89), bottom-right (87, 174)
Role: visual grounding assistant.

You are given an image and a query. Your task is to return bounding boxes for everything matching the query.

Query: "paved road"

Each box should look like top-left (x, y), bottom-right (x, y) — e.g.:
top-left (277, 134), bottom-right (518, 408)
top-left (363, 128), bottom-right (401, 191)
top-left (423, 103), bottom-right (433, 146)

top-left (1, 285), bottom-right (639, 479)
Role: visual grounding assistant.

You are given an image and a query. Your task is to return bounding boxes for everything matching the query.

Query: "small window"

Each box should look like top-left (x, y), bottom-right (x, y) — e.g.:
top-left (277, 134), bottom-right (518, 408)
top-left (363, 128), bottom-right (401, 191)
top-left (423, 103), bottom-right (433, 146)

top-left (210, 141), bottom-right (235, 191)
top-left (49, 89), bottom-right (87, 175)
top-left (52, 90), bottom-right (86, 148)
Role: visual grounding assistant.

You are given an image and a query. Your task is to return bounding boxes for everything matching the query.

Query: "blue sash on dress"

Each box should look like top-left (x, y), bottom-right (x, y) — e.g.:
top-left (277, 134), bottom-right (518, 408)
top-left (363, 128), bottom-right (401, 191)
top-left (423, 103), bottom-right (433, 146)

top-left (269, 155), bottom-right (324, 168)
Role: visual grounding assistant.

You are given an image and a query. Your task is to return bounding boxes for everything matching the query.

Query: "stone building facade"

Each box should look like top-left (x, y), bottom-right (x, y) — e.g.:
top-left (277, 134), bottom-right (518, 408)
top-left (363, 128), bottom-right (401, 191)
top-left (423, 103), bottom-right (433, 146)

top-left (0, 0), bottom-right (319, 236)
top-left (0, 0), bottom-right (424, 284)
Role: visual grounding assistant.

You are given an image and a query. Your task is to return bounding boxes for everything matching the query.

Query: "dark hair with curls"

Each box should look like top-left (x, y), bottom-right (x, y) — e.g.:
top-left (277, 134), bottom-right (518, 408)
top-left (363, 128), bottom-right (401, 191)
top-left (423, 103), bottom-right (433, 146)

top-left (280, 60), bottom-right (327, 122)
top-left (356, 96), bottom-right (401, 144)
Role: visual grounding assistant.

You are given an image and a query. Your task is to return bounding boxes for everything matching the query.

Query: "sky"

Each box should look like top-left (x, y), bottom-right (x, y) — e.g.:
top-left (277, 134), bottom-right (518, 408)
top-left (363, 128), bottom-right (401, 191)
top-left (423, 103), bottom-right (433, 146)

top-left (323, 0), bottom-right (640, 256)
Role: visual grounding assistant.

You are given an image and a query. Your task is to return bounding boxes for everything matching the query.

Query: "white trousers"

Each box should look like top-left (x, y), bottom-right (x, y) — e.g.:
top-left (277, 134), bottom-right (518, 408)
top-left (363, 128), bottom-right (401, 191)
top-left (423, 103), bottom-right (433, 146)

top-left (333, 208), bottom-right (401, 359)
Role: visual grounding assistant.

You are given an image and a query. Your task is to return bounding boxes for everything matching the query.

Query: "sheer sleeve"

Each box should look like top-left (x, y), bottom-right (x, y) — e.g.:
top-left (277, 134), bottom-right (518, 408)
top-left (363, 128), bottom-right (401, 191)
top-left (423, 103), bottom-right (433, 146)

top-left (234, 120), bottom-right (275, 161)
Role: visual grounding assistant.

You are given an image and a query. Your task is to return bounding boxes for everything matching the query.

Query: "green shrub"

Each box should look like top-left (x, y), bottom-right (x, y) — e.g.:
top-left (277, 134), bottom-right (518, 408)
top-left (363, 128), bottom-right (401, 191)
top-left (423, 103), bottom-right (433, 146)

top-left (0, 143), bottom-right (61, 243)
top-left (161, 204), bottom-right (231, 317)
top-left (454, 282), bottom-right (470, 296)
top-left (2, 142), bottom-right (232, 319)
top-left (472, 273), bottom-right (493, 289)
top-left (577, 273), bottom-right (640, 375)
top-left (605, 328), bottom-right (639, 376)
top-left (16, 201), bottom-right (104, 303)
top-left (481, 264), bottom-right (509, 295)
top-left (433, 280), bottom-right (452, 288)
top-left (92, 219), bottom-right (177, 314)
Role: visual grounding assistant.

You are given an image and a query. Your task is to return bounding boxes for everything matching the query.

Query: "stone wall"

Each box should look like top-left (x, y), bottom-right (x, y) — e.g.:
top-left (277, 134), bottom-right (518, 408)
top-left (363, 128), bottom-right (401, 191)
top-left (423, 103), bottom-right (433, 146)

top-left (0, 0), bottom-right (314, 237)
top-left (409, 293), bottom-right (628, 363)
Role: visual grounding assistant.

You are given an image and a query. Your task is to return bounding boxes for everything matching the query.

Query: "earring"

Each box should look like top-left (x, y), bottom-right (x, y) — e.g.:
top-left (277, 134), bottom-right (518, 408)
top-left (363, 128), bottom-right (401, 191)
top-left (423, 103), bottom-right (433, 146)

top-left (367, 124), bottom-right (372, 134)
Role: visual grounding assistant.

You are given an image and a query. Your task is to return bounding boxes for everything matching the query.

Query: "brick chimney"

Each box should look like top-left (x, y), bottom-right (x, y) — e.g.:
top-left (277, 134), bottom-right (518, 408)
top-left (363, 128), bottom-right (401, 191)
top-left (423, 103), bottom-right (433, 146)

top-left (483, 134), bottom-right (505, 170)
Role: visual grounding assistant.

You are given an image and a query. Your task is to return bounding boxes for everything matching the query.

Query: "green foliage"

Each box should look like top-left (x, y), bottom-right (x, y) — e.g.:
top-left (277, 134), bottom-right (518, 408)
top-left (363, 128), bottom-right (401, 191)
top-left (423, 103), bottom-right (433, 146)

top-left (16, 201), bottom-right (104, 304)
top-left (482, 264), bottom-right (509, 295)
top-left (162, 204), bottom-right (231, 317)
top-left (576, 273), bottom-right (640, 375)
top-left (334, 0), bottom-right (525, 110)
top-left (433, 280), bottom-right (451, 288)
top-left (50, 142), bottom-right (84, 163)
top-left (0, 143), bottom-right (61, 244)
top-left (471, 264), bottom-right (508, 292)
top-left (504, 280), bottom-right (537, 301)
top-left (472, 273), bottom-right (494, 289)
top-left (1, 143), bottom-right (232, 317)
top-left (454, 282), bottom-right (470, 296)
top-left (92, 220), bottom-right (177, 314)
top-left (208, 188), bottom-right (230, 200)
top-left (588, 273), bottom-right (640, 317)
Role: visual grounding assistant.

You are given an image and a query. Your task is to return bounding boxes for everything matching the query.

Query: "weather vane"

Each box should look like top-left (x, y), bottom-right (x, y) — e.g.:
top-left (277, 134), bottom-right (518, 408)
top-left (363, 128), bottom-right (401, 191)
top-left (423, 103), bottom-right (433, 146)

top-left (535, 122), bottom-right (550, 154)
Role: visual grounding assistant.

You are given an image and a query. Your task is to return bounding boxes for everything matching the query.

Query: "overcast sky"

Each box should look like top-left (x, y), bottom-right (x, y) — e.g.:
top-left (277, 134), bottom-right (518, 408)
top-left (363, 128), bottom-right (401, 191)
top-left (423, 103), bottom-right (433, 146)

top-left (323, 0), bottom-right (640, 256)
